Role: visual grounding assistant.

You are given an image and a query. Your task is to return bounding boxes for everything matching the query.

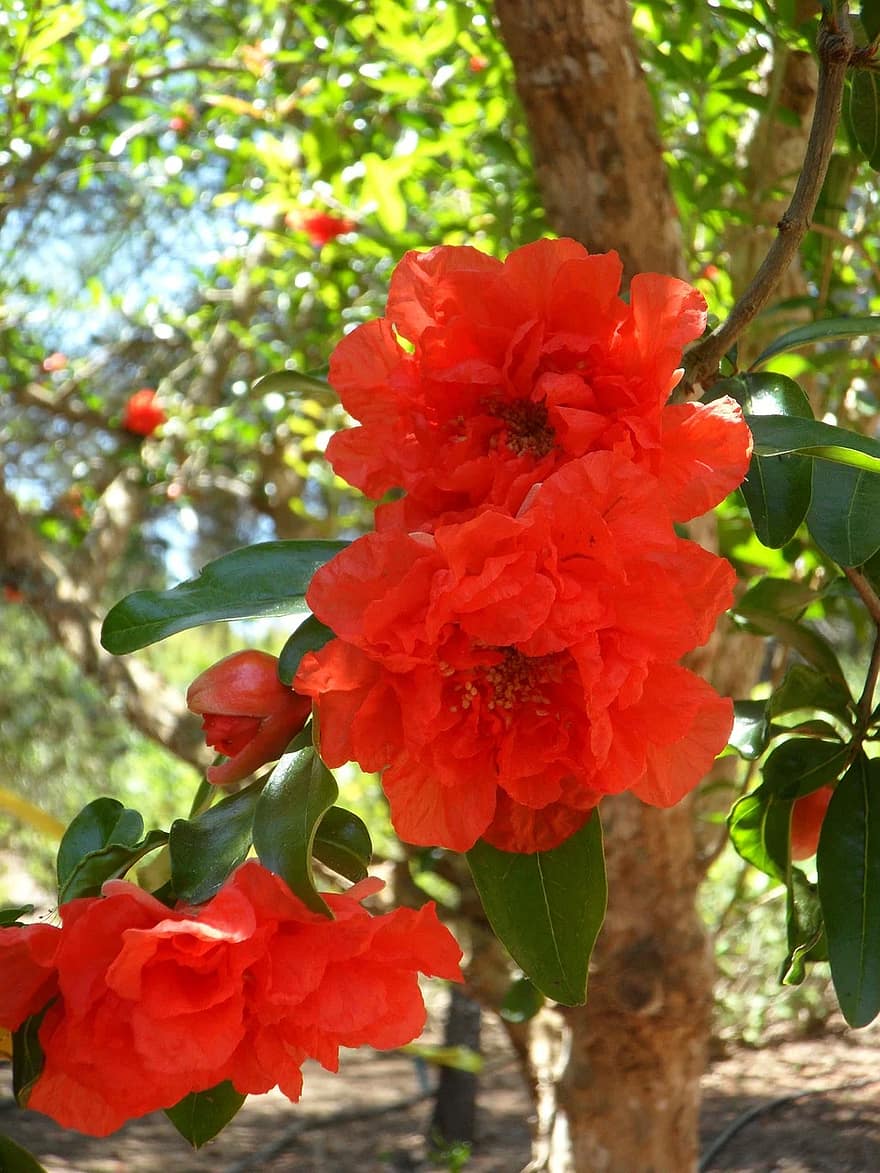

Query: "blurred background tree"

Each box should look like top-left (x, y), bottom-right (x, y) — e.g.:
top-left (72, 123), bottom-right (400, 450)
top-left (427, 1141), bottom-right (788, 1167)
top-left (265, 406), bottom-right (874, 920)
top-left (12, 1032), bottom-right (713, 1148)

top-left (2, 1), bottom-right (880, 1170)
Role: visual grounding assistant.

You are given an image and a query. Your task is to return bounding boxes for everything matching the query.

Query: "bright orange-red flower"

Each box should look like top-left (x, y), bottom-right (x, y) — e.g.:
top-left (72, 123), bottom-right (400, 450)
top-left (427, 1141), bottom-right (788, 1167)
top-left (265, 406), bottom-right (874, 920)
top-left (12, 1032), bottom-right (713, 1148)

top-left (122, 388), bottom-right (165, 437)
top-left (291, 210), bottom-right (358, 247)
top-left (186, 650), bottom-right (313, 785)
top-left (326, 238), bottom-right (751, 530)
top-left (3, 862), bottom-right (461, 1137)
top-left (790, 785), bottom-right (834, 860)
top-left (295, 453), bottom-right (735, 853)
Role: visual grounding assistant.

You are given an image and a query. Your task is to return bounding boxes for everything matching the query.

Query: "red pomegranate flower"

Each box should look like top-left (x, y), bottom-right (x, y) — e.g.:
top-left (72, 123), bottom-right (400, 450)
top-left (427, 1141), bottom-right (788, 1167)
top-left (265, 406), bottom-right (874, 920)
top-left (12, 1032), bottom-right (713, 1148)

top-left (187, 650), bottom-right (312, 785)
top-left (291, 210), bottom-right (358, 247)
top-left (295, 453), bottom-right (735, 854)
top-left (122, 388), bottom-right (165, 437)
top-left (326, 238), bottom-right (751, 530)
top-left (1, 862), bottom-right (461, 1137)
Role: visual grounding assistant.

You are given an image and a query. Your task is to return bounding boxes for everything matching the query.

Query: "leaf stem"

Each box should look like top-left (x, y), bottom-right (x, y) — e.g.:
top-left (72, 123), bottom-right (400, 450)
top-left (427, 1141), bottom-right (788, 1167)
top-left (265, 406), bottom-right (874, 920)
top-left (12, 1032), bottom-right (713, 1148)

top-left (845, 567), bottom-right (880, 733)
top-left (682, 6), bottom-right (855, 395)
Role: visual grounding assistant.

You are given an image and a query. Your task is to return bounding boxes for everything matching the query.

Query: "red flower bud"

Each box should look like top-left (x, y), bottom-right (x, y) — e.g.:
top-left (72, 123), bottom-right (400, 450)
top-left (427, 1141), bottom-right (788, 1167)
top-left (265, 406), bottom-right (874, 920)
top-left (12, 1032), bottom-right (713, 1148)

top-left (289, 211), bottom-right (357, 247)
top-left (790, 785), bottom-right (834, 861)
top-left (122, 389), bottom-right (166, 437)
top-left (187, 650), bottom-right (312, 785)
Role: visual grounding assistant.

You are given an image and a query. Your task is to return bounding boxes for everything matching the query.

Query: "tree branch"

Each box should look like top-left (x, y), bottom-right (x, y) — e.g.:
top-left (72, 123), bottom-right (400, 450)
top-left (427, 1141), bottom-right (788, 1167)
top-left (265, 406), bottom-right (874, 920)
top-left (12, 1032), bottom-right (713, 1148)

top-left (682, 7), bottom-right (855, 395)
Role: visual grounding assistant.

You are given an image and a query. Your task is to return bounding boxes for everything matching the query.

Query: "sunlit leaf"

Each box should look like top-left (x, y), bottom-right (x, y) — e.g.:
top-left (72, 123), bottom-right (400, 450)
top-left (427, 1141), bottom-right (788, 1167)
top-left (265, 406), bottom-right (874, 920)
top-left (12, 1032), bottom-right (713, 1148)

top-left (749, 314), bottom-right (880, 369)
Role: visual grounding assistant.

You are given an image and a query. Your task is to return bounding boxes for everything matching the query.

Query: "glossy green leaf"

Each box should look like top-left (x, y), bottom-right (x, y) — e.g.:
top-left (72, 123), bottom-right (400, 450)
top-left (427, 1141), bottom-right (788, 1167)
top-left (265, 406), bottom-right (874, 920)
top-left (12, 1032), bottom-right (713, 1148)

top-left (729, 699), bottom-right (771, 760)
top-left (0, 905), bottom-right (34, 927)
top-left (278, 614), bottom-right (336, 685)
top-left (250, 368), bottom-right (335, 401)
top-left (253, 744), bottom-right (338, 917)
top-left (165, 1081), bottom-right (248, 1149)
top-left (769, 663), bottom-right (854, 724)
top-left (56, 798), bottom-right (168, 903)
top-left (847, 70), bottom-right (880, 171)
top-left (761, 738), bottom-right (849, 800)
top-left (864, 1), bottom-right (880, 41)
top-left (169, 781), bottom-right (262, 904)
top-left (728, 377), bottom-right (814, 546)
top-left (807, 460), bottom-right (880, 566)
top-left (748, 413), bottom-right (880, 464)
top-left (727, 785), bottom-right (790, 882)
top-left (467, 813), bottom-right (606, 1005)
top-left (781, 867), bottom-right (826, 986)
top-left (500, 977), bottom-right (545, 1023)
top-left (101, 540), bottom-right (347, 654)
top-left (749, 314), bottom-right (880, 369)
top-left (313, 806), bottom-right (372, 883)
top-left (817, 756), bottom-right (880, 1027)
top-left (735, 576), bottom-right (819, 619)
top-left (0, 1133), bottom-right (50, 1172)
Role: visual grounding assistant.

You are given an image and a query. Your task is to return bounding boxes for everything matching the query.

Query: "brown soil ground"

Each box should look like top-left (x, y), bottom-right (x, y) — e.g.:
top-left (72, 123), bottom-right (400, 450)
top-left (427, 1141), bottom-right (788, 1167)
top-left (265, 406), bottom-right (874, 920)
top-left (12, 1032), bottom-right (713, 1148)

top-left (4, 1014), bottom-right (880, 1172)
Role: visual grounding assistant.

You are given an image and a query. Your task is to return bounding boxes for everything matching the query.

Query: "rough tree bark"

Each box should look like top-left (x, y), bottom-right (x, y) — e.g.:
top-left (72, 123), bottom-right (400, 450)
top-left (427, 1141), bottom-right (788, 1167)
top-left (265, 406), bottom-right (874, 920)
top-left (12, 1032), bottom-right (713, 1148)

top-left (493, 2), bottom-right (759, 1169)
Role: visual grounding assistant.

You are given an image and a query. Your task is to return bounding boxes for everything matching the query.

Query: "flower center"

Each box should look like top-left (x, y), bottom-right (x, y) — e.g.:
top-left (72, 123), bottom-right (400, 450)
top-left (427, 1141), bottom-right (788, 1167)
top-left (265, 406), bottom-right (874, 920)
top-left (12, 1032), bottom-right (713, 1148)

top-left (486, 398), bottom-right (556, 457)
top-left (452, 649), bottom-right (562, 717)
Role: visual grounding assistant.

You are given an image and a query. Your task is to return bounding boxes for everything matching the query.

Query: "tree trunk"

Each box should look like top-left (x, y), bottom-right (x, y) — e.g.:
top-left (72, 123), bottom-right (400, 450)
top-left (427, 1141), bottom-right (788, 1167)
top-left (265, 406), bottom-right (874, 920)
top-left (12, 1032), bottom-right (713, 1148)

top-left (494, 3), bottom-right (752, 1169)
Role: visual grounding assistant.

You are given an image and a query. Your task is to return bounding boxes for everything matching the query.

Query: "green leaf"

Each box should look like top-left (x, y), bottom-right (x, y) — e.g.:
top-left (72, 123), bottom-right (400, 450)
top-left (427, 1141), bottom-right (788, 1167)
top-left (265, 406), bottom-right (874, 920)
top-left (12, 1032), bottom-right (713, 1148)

top-left (730, 599), bottom-right (846, 686)
top-left (251, 369), bottom-right (334, 399)
top-left (312, 806), bottom-right (372, 883)
top-left (749, 314), bottom-right (880, 369)
top-left (101, 540), bottom-right (347, 654)
top-left (729, 699), bottom-right (771, 760)
top-left (170, 781), bottom-right (262, 904)
top-left (12, 1008), bottom-right (48, 1108)
top-left (735, 576), bottom-right (820, 619)
top-left (863, 0), bottom-right (880, 41)
top-left (253, 744), bottom-right (339, 917)
top-left (56, 798), bottom-right (168, 903)
top-left (467, 813), bottom-right (606, 1005)
top-left (761, 738), bottom-right (849, 800)
top-left (817, 756), bottom-right (880, 1027)
top-left (782, 866), bottom-right (826, 986)
top-left (401, 1043), bottom-right (483, 1073)
top-left (769, 663), bottom-right (854, 724)
top-left (278, 614), bottom-right (336, 685)
top-left (499, 977), bottom-right (545, 1023)
top-left (807, 460), bottom-right (880, 566)
top-left (727, 786), bottom-right (790, 882)
top-left (747, 413), bottom-right (880, 468)
top-left (165, 1081), bottom-right (247, 1149)
top-left (0, 905), bottom-right (34, 927)
top-left (722, 371), bottom-right (814, 546)
top-left (847, 70), bottom-right (880, 171)
top-left (0, 1133), bottom-right (50, 1172)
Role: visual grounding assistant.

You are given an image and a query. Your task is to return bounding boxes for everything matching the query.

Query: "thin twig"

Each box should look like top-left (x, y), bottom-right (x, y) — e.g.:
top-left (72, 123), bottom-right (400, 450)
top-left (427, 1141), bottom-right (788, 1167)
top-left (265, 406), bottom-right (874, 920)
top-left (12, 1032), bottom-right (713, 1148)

top-left (682, 7), bottom-right (855, 395)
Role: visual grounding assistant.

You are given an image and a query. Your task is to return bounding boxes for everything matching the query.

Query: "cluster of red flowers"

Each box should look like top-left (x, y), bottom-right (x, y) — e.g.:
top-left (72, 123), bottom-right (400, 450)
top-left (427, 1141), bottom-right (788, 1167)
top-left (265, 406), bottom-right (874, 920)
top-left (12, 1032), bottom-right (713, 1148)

top-left (0, 862), bottom-right (461, 1136)
top-left (295, 238), bottom-right (752, 853)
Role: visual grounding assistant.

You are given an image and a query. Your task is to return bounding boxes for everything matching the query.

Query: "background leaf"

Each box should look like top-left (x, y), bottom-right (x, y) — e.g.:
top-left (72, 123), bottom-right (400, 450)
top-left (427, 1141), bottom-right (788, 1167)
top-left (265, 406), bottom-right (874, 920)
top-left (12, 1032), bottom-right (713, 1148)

top-left (101, 541), bottom-right (347, 654)
top-left (164, 1082), bottom-right (248, 1149)
top-left (467, 814), bottom-right (606, 1005)
top-left (0, 1133), bottom-right (50, 1172)
top-left (56, 798), bottom-right (168, 902)
top-left (806, 460), bottom-right (880, 566)
top-left (748, 314), bottom-right (880, 368)
top-left (847, 70), bottom-right (880, 171)
top-left (817, 756), bottom-right (880, 1027)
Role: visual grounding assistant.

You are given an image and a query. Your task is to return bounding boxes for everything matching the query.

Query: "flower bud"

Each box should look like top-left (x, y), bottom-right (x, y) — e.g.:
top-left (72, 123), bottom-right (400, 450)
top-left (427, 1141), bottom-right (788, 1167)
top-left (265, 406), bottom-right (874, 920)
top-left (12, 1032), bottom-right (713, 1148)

top-left (187, 650), bottom-right (312, 785)
top-left (790, 785), bottom-right (834, 861)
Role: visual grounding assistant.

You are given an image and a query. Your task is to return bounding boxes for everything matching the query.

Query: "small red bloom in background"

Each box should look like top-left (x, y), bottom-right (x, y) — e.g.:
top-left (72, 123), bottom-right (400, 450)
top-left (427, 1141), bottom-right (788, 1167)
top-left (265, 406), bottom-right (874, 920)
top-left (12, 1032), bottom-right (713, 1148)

top-left (288, 210), bottom-right (357, 247)
top-left (3, 584), bottom-right (24, 604)
top-left (0, 862), bottom-right (461, 1136)
top-left (122, 388), bottom-right (166, 437)
top-left (42, 352), bottom-right (68, 373)
top-left (187, 650), bottom-right (312, 785)
top-left (790, 786), bottom-right (834, 860)
top-left (167, 115), bottom-right (189, 133)
top-left (468, 54), bottom-right (489, 72)
top-left (700, 263), bottom-right (721, 281)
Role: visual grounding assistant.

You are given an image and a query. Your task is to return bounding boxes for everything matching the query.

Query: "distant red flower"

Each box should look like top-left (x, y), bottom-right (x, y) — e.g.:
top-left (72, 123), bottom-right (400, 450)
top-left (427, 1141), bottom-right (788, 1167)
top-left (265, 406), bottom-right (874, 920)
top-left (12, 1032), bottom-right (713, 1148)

top-left (296, 453), bottom-right (735, 853)
top-left (122, 388), bottom-right (165, 437)
top-left (3, 584), bottom-right (24, 604)
top-left (2, 862), bottom-right (461, 1136)
top-left (167, 115), bottom-right (189, 133)
top-left (700, 263), bottom-right (721, 281)
top-left (187, 650), bottom-right (312, 785)
top-left (291, 211), bottom-right (357, 247)
top-left (326, 238), bottom-right (751, 530)
top-left (42, 352), bottom-right (68, 373)
top-left (468, 54), bottom-right (489, 72)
